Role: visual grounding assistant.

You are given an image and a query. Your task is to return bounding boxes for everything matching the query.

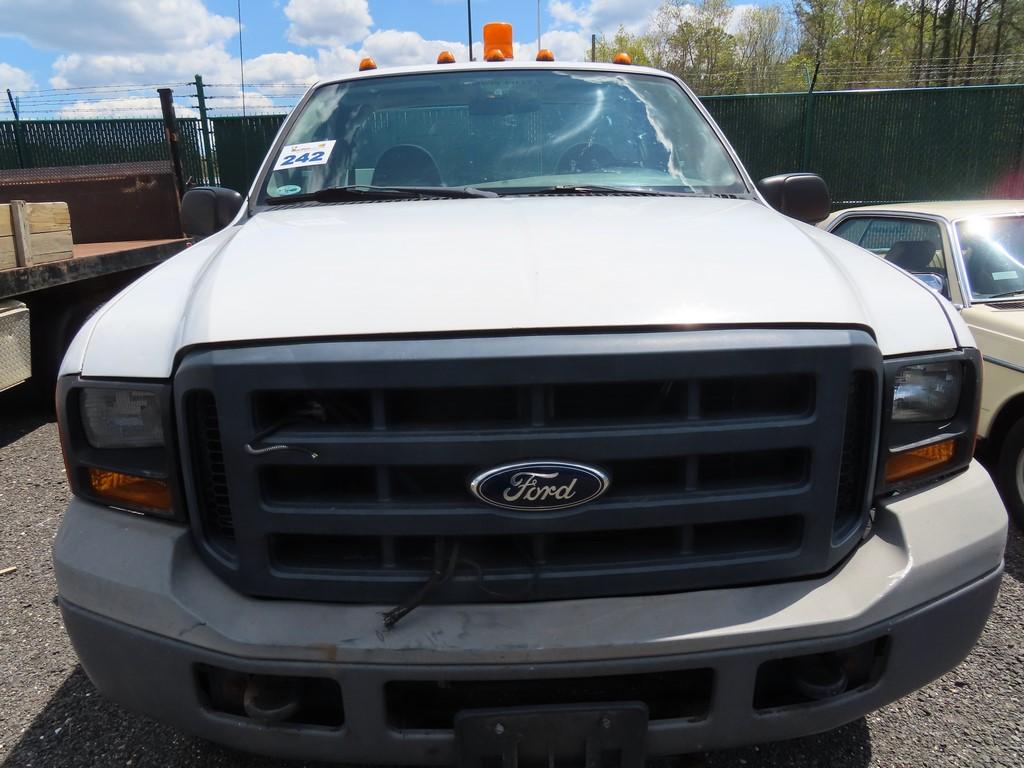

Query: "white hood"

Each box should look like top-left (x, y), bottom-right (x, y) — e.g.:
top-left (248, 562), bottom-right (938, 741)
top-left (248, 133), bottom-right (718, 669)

top-left (66, 196), bottom-right (963, 378)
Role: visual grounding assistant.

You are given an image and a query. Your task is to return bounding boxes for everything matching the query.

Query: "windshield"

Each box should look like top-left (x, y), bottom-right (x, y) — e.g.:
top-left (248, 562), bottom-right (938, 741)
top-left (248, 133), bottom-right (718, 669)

top-left (260, 69), bottom-right (747, 202)
top-left (957, 215), bottom-right (1024, 300)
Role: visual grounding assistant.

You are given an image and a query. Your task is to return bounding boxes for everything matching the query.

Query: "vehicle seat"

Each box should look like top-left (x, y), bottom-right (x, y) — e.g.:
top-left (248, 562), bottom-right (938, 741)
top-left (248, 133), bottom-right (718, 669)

top-left (371, 145), bottom-right (442, 187)
top-left (885, 240), bottom-right (941, 274)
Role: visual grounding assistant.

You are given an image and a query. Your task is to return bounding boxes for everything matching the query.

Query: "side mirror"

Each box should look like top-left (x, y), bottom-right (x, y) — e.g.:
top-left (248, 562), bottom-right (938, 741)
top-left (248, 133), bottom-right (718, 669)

top-left (913, 273), bottom-right (947, 296)
top-left (181, 186), bottom-right (244, 240)
top-left (756, 173), bottom-right (831, 224)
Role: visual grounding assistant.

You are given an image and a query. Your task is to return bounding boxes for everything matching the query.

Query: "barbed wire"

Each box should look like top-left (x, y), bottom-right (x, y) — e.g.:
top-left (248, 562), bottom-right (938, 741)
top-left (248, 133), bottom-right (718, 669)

top-left (5, 53), bottom-right (1024, 118)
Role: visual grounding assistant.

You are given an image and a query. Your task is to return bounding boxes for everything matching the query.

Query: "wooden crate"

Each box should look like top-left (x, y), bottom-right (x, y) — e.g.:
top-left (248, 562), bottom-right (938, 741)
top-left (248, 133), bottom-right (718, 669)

top-left (0, 201), bottom-right (74, 270)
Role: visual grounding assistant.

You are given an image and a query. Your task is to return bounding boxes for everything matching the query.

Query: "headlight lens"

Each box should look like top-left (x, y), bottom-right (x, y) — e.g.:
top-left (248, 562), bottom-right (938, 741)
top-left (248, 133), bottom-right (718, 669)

top-left (878, 352), bottom-right (980, 494)
top-left (81, 388), bottom-right (165, 448)
top-left (59, 380), bottom-right (179, 519)
top-left (892, 362), bottom-right (962, 422)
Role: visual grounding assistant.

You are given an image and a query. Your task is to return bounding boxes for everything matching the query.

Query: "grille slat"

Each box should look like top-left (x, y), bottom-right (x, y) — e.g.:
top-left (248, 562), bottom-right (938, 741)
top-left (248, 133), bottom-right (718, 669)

top-left (177, 330), bottom-right (881, 605)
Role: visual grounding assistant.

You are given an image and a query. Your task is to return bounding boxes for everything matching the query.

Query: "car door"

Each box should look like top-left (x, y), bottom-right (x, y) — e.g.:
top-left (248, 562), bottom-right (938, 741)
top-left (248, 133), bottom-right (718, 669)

top-left (828, 214), bottom-right (961, 304)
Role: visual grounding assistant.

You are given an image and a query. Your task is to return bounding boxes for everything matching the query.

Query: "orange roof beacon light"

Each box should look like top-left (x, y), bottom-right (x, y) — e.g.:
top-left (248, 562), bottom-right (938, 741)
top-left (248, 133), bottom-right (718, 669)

top-left (536, 49), bottom-right (555, 62)
top-left (483, 22), bottom-right (514, 60)
top-left (358, 57), bottom-right (378, 71)
top-left (613, 52), bottom-right (633, 65)
top-left (437, 50), bottom-right (456, 64)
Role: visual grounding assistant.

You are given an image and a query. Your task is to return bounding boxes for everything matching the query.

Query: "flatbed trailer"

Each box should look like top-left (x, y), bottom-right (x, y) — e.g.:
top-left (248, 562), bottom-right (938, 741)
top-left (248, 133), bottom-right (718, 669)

top-left (0, 238), bottom-right (187, 397)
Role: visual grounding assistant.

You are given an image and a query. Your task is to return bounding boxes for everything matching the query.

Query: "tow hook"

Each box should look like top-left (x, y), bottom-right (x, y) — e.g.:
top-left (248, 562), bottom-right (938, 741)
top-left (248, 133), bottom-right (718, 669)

top-left (243, 675), bottom-right (301, 724)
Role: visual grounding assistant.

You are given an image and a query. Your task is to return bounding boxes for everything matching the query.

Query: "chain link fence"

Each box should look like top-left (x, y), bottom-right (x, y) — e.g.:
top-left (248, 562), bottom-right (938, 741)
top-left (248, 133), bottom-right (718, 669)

top-left (2, 81), bottom-right (1023, 206)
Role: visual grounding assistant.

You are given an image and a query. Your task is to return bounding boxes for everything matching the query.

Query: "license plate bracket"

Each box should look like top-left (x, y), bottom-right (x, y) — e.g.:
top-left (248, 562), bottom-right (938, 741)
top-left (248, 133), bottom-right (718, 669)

top-left (455, 702), bottom-right (648, 768)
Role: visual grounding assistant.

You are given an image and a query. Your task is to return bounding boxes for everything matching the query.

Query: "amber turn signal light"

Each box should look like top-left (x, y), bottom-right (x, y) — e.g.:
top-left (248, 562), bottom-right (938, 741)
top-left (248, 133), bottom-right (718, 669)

top-left (359, 57), bottom-right (378, 71)
top-left (884, 439), bottom-right (956, 483)
top-left (88, 468), bottom-right (172, 513)
top-left (613, 52), bottom-right (633, 65)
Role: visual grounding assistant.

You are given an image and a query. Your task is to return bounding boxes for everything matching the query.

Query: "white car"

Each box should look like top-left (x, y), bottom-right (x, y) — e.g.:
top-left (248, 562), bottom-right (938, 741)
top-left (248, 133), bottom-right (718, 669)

top-left (52, 56), bottom-right (1007, 765)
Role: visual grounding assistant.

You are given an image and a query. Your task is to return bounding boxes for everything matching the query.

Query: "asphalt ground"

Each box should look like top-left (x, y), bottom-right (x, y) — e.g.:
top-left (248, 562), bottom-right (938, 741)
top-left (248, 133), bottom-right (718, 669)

top-left (1, 386), bottom-right (1022, 768)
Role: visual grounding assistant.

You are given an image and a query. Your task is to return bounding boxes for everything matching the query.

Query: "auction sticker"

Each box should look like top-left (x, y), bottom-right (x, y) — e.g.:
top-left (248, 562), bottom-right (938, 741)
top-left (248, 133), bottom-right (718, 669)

top-left (273, 140), bottom-right (336, 171)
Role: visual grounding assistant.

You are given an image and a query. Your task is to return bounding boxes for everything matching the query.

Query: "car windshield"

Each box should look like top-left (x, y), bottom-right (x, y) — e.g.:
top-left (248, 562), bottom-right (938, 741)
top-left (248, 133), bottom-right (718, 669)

top-left (957, 215), bottom-right (1024, 300)
top-left (260, 69), bottom-right (748, 202)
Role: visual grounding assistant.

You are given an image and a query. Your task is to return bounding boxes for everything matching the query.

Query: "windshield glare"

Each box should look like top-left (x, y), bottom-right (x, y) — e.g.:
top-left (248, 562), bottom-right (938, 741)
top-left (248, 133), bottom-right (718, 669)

top-left (957, 215), bottom-right (1024, 300)
top-left (262, 69), bottom-right (747, 201)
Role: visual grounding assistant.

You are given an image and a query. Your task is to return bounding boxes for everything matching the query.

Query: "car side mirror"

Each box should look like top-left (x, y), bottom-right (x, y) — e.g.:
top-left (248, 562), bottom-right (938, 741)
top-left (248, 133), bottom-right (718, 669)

top-left (181, 186), bottom-right (244, 240)
top-left (756, 173), bottom-right (831, 224)
top-left (913, 273), bottom-right (947, 296)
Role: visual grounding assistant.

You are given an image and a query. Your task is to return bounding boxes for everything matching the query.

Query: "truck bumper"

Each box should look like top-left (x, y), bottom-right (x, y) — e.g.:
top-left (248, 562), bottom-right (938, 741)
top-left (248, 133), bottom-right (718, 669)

top-left (54, 461), bottom-right (1008, 764)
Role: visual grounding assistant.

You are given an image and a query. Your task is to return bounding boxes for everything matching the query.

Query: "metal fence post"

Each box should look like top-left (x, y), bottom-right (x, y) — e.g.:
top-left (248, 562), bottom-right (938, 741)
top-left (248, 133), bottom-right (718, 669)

top-left (6, 88), bottom-right (26, 168)
top-left (158, 88), bottom-right (186, 200)
top-left (801, 79), bottom-right (816, 171)
top-left (194, 75), bottom-right (215, 185)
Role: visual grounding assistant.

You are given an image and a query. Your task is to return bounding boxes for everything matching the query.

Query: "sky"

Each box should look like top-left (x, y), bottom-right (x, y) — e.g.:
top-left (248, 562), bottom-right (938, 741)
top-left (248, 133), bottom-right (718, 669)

top-left (0, 0), bottom-right (708, 117)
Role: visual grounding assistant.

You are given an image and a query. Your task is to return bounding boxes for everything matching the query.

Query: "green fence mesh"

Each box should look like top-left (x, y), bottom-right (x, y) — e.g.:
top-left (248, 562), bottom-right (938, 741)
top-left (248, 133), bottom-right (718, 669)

top-left (2, 85), bottom-right (1023, 205)
top-left (0, 118), bottom-right (207, 183)
top-left (703, 84), bottom-right (1024, 204)
top-left (210, 115), bottom-right (285, 194)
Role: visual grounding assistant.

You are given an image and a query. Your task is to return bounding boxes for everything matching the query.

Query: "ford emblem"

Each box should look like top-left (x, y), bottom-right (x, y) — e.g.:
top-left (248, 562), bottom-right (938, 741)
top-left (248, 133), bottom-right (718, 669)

top-left (470, 461), bottom-right (611, 511)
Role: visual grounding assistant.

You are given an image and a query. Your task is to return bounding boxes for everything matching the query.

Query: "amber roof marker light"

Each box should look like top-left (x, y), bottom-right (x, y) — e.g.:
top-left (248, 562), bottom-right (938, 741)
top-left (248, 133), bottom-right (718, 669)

top-left (358, 57), bottom-right (378, 71)
top-left (437, 50), bottom-right (456, 64)
top-left (483, 21), bottom-right (514, 60)
top-left (613, 52), bottom-right (633, 65)
top-left (536, 49), bottom-right (555, 62)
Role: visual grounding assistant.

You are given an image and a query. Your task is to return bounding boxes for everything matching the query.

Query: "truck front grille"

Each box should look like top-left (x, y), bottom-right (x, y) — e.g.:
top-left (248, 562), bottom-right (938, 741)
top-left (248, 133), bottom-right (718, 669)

top-left (177, 329), bottom-right (881, 604)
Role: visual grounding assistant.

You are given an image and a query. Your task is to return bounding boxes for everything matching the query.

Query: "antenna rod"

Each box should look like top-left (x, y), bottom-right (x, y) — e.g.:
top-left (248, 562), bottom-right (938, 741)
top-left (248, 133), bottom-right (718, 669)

top-left (237, 0), bottom-right (246, 119)
top-left (467, 0), bottom-right (474, 61)
top-left (537, 0), bottom-right (542, 52)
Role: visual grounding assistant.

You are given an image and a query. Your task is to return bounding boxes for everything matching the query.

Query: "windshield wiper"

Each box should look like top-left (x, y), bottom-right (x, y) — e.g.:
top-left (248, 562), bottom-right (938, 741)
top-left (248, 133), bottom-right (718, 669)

top-left (266, 184), bottom-right (497, 204)
top-left (984, 289), bottom-right (1024, 300)
top-left (496, 184), bottom-right (704, 197)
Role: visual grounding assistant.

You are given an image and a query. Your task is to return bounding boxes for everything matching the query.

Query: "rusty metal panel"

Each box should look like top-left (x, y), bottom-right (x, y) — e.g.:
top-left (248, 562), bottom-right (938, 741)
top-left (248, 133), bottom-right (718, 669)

top-left (0, 163), bottom-right (182, 243)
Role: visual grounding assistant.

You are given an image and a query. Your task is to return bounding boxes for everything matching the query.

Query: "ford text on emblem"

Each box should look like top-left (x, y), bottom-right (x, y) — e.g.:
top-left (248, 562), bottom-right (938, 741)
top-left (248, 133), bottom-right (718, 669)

top-left (470, 461), bottom-right (611, 511)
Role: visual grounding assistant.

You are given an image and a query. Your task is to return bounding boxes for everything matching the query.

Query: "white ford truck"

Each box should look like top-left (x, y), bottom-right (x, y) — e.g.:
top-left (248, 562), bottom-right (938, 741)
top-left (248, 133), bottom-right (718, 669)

top-left (53, 58), bottom-right (1008, 766)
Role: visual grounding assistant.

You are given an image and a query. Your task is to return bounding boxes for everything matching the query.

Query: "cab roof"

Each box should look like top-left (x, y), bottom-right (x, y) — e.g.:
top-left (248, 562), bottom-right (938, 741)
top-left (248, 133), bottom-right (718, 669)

top-left (313, 59), bottom-right (678, 89)
top-left (834, 199), bottom-right (1024, 222)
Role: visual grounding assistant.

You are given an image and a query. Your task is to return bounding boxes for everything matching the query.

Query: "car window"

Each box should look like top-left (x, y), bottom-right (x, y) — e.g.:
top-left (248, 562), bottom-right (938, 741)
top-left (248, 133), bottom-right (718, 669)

top-left (831, 216), bottom-right (948, 296)
top-left (956, 215), bottom-right (1024, 300)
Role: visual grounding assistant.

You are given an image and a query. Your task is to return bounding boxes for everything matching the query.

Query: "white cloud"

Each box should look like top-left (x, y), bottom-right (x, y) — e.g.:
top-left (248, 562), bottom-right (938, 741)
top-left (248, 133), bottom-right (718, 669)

top-left (0, 62), bottom-right (36, 91)
top-left (0, 0), bottom-right (236, 54)
top-left (245, 52), bottom-right (319, 84)
top-left (356, 29), bottom-right (470, 68)
top-left (548, 0), bottom-right (663, 34)
top-left (316, 46), bottom-right (363, 79)
top-left (50, 46), bottom-right (239, 88)
top-left (728, 4), bottom-right (758, 35)
top-left (549, 0), bottom-right (591, 28)
top-left (285, 0), bottom-right (373, 47)
top-left (525, 30), bottom-right (592, 62)
top-left (56, 96), bottom-right (198, 119)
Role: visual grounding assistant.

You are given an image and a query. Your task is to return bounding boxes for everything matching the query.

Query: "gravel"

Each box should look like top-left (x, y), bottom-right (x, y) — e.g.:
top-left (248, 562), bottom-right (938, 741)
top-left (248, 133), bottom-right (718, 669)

top-left (1, 388), bottom-right (1022, 768)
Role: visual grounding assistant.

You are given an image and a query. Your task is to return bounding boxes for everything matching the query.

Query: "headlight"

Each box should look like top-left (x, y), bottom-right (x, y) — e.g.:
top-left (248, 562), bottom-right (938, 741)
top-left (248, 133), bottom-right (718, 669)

top-left (81, 388), bottom-right (164, 448)
top-left (892, 362), bottom-right (961, 422)
top-left (58, 379), bottom-right (180, 519)
top-left (878, 351), bottom-right (980, 493)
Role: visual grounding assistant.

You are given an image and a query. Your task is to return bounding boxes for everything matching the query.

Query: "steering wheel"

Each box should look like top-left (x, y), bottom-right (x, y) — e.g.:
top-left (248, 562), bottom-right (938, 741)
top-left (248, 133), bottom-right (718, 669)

top-left (556, 143), bottom-right (618, 174)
